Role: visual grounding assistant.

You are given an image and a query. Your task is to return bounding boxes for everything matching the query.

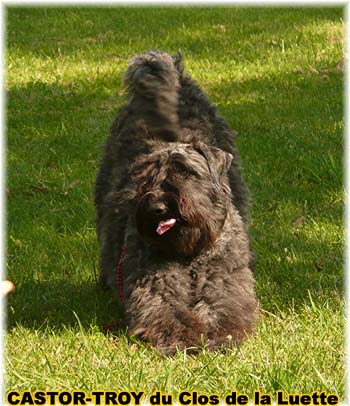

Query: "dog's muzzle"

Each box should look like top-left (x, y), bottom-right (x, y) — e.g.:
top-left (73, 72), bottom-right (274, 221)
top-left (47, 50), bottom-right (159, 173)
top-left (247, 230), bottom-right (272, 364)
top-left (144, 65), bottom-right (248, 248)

top-left (136, 191), bottom-right (179, 236)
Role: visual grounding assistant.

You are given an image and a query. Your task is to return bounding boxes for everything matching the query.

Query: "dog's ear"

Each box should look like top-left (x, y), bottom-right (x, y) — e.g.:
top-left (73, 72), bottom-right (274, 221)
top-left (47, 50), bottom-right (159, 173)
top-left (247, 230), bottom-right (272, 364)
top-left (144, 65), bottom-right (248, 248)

top-left (193, 142), bottom-right (233, 177)
top-left (209, 145), bottom-right (233, 176)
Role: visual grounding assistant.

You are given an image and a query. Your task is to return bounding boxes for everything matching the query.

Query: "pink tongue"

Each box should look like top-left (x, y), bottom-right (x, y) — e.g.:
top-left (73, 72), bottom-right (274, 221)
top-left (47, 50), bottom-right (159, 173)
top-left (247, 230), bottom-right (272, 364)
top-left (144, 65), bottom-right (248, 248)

top-left (156, 218), bottom-right (176, 235)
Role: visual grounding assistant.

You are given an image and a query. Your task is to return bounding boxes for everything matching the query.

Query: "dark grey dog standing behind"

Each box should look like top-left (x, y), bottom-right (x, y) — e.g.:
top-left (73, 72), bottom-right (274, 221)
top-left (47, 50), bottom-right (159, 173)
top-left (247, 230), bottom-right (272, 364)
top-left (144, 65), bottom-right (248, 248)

top-left (95, 51), bottom-right (258, 354)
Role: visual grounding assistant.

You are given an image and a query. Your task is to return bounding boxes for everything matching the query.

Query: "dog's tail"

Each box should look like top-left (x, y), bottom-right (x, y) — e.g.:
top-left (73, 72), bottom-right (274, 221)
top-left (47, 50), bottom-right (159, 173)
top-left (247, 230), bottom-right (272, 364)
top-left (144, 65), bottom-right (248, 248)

top-left (124, 50), bottom-right (183, 141)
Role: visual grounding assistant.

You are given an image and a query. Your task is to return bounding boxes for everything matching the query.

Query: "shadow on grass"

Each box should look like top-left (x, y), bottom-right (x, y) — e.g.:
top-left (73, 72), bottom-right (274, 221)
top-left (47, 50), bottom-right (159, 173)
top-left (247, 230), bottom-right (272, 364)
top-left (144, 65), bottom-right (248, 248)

top-left (7, 7), bottom-right (343, 61)
top-left (7, 280), bottom-right (124, 332)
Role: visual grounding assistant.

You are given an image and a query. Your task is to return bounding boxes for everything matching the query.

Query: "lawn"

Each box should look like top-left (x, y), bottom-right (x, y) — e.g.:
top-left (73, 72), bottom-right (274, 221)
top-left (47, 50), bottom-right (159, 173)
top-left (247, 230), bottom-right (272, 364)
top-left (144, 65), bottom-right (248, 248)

top-left (5, 6), bottom-right (345, 401)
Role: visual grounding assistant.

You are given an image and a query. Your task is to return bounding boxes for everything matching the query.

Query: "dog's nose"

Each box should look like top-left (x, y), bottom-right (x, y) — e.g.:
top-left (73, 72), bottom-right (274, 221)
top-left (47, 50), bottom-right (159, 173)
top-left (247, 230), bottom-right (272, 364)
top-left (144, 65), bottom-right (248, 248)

top-left (150, 202), bottom-right (168, 216)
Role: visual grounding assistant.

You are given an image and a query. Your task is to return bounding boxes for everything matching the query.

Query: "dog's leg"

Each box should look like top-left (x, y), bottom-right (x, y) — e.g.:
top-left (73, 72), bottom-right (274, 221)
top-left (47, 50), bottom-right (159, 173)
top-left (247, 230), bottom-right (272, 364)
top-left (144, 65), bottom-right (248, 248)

top-left (125, 284), bottom-right (208, 355)
top-left (193, 266), bottom-right (258, 350)
top-left (98, 213), bottom-right (126, 290)
top-left (128, 309), bottom-right (207, 355)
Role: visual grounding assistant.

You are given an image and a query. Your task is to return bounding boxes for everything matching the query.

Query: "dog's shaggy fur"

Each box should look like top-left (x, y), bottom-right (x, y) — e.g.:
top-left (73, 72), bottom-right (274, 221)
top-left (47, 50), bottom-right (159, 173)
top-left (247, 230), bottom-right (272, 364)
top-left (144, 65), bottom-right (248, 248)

top-left (95, 51), bottom-right (258, 354)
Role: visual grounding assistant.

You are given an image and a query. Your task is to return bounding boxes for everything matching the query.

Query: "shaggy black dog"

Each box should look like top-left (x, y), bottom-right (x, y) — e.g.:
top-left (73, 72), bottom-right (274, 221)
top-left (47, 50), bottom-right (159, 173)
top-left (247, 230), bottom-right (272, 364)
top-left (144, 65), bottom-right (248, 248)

top-left (95, 51), bottom-right (257, 354)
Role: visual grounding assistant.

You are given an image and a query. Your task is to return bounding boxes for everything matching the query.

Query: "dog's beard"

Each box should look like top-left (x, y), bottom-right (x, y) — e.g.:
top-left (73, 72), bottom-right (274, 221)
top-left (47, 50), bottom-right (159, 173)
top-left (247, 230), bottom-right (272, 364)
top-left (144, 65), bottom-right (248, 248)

top-left (135, 192), bottom-right (219, 258)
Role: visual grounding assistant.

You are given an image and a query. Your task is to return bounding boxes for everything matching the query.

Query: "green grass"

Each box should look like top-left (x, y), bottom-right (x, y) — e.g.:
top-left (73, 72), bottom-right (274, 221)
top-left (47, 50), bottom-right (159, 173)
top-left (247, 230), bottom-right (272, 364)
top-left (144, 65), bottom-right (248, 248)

top-left (6, 6), bottom-right (345, 399)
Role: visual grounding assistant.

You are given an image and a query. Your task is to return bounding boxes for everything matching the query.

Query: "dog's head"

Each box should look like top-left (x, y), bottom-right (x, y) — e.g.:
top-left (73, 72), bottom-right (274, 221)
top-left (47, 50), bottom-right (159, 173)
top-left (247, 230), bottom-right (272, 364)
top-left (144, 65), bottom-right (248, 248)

top-left (130, 142), bottom-right (233, 258)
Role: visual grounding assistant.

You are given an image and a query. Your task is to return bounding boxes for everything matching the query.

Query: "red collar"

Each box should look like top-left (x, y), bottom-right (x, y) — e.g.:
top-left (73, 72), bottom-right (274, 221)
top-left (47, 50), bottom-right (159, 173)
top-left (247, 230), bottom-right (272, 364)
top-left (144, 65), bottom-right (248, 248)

top-left (117, 245), bottom-right (127, 302)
